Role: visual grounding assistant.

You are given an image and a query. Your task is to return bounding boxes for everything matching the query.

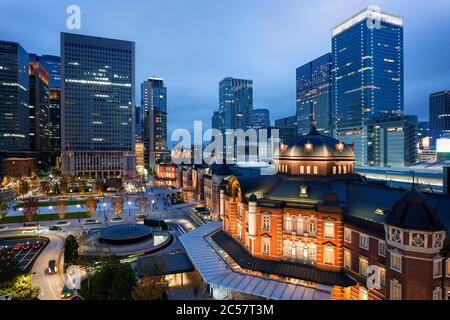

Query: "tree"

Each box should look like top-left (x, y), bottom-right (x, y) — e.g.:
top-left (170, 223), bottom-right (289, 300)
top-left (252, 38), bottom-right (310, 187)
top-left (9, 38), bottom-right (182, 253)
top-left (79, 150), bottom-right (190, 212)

top-left (64, 235), bottom-right (79, 266)
top-left (18, 180), bottom-right (30, 198)
top-left (111, 196), bottom-right (124, 218)
top-left (94, 180), bottom-right (106, 196)
top-left (39, 181), bottom-right (51, 196)
top-left (0, 250), bottom-right (21, 285)
top-left (59, 177), bottom-right (68, 195)
top-left (1, 176), bottom-right (10, 187)
top-left (85, 256), bottom-right (136, 300)
top-left (132, 258), bottom-right (168, 300)
top-left (23, 198), bottom-right (38, 223)
top-left (9, 275), bottom-right (40, 300)
top-left (136, 194), bottom-right (148, 215)
top-left (78, 179), bottom-right (87, 195)
top-left (0, 200), bottom-right (7, 219)
top-left (86, 196), bottom-right (97, 219)
top-left (57, 200), bottom-right (66, 221)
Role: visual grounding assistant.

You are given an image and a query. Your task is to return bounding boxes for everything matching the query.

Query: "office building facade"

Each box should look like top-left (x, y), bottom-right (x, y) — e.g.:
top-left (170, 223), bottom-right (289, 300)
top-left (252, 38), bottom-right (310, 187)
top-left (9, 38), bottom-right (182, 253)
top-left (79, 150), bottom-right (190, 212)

top-left (61, 32), bottom-right (135, 178)
top-left (332, 8), bottom-right (404, 166)
top-left (296, 53), bottom-right (332, 136)
top-left (141, 77), bottom-right (168, 170)
top-left (252, 108), bottom-right (270, 129)
top-left (218, 77), bottom-right (253, 132)
top-left (366, 115), bottom-right (418, 168)
top-left (0, 41), bottom-right (30, 151)
top-left (430, 91), bottom-right (450, 139)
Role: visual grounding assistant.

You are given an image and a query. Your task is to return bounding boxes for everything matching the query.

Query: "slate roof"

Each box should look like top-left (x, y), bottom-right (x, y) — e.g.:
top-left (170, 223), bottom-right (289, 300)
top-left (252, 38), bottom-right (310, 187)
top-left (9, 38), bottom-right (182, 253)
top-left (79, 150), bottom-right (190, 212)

top-left (135, 252), bottom-right (194, 277)
top-left (212, 230), bottom-right (356, 287)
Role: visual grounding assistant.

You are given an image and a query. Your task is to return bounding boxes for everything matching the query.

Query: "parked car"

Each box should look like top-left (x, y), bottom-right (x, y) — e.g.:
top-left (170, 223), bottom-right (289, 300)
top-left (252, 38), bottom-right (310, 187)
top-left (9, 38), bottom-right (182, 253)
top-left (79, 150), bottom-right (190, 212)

top-left (49, 225), bottom-right (62, 231)
top-left (12, 243), bottom-right (24, 252)
top-left (48, 260), bottom-right (57, 274)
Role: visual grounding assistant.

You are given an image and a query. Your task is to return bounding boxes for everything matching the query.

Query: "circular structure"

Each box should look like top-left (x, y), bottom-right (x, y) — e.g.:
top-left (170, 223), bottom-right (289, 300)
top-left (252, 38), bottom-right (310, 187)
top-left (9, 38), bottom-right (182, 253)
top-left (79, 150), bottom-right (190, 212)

top-left (99, 223), bottom-right (153, 245)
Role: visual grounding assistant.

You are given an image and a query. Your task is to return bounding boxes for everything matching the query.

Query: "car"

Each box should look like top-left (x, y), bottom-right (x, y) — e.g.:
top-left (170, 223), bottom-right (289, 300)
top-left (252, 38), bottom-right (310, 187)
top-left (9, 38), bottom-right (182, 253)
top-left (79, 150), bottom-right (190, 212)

top-left (48, 260), bottom-right (57, 274)
top-left (49, 225), bottom-right (62, 231)
top-left (23, 242), bottom-right (32, 250)
top-left (32, 242), bottom-right (43, 249)
top-left (60, 285), bottom-right (74, 299)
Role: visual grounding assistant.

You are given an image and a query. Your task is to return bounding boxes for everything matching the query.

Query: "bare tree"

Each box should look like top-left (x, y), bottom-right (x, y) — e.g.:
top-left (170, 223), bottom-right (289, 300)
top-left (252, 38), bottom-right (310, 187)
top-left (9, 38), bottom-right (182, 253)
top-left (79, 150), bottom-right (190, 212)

top-left (86, 196), bottom-right (98, 219)
top-left (57, 200), bottom-right (66, 221)
top-left (23, 198), bottom-right (38, 224)
top-left (111, 196), bottom-right (124, 218)
top-left (136, 194), bottom-right (149, 216)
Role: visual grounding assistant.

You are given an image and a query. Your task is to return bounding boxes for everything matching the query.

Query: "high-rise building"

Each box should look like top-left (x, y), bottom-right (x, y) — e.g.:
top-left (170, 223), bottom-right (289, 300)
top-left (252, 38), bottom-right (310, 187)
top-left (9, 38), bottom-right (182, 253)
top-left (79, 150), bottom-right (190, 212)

top-left (37, 55), bottom-right (61, 154)
top-left (28, 56), bottom-right (50, 153)
top-left (0, 41), bottom-right (30, 151)
top-left (211, 110), bottom-right (222, 132)
top-left (332, 8), bottom-right (404, 166)
top-left (135, 105), bottom-right (142, 141)
top-left (296, 53), bottom-right (332, 136)
top-left (275, 116), bottom-right (297, 129)
top-left (141, 77), bottom-right (168, 170)
top-left (252, 108), bottom-right (270, 129)
top-left (274, 116), bottom-right (298, 142)
top-left (429, 91), bottom-right (450, 139)
top-left (366, 115), bottom-right (418, 168)
top-left (61, 32), bottom-right (135, 178)
top-left (218, 77), bottom-right (253, 131)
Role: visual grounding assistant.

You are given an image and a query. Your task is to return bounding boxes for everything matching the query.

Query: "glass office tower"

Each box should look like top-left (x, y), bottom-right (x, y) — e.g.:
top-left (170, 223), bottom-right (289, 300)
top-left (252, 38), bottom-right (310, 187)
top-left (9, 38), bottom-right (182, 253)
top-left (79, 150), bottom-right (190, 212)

top-left (38, 55), bottom-right (61, 154)
top-left (141, 77), bottom-right (168, 170)
top-left (252, 108), bottom-right (270, 129)
top-left (296, 53), bottom-right (332, 136)
top-left (28, 57), bottom-right (51, 153)
top-left (332, 8), bottom-right (404, 166)
top-left (429, 91), bottom-right (450, 139)
top-left (0, 41), bottom-right (30, 151)
top-left (219, 77), bottom-right (253, 131)
top-left (61, 32), bottom-right (135, 178)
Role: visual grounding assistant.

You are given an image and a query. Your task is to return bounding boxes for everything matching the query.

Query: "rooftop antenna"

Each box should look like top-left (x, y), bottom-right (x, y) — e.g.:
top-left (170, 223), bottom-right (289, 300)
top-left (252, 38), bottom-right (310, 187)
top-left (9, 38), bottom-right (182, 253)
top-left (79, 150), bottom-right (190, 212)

top-left (309, 105), bottom-right (319, 135)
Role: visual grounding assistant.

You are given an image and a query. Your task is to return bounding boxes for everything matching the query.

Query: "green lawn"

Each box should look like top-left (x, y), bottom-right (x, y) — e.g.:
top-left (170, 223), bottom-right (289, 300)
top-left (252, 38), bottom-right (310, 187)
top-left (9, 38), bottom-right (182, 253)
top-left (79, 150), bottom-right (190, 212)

top-left (0, 212), bottom-right (89, 224)
top-left (14, 199), bottom-right (86, 209)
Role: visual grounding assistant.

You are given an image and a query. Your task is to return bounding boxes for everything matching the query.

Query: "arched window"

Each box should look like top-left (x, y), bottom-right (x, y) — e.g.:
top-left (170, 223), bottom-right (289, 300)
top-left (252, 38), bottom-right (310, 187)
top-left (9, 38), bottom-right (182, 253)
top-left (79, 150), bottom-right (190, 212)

top-left (285, 215), bottom-right (292, 231)
top-left (309, 217), bottom-right (316, 235)
top-left (297, 216), bottom-right (304, 235)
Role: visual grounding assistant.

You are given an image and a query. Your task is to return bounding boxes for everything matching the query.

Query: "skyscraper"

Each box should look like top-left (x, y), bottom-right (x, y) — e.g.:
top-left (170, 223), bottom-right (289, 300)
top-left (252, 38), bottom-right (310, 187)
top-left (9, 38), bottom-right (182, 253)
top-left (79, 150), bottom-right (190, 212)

top-left (429, 91), bottom-right (450, 139)
top-left (28, 56), bottom-right (50, 153)
top-left (332, 8), bottom-right (404, 166)
top-left (296, 53), bottom-right (332, 136)
top-left (0, 41), bottom-right (29, 151)
top-left (61, 32), bottom-right (135, 178)
top-left (37, 55), bottom-right (61, 154)
top-left (218, 77), bottom-right (253, 131)
top-left (252, 108), bottom-right (270, 129)
top-left (141, 77), bottom-right (168, 170)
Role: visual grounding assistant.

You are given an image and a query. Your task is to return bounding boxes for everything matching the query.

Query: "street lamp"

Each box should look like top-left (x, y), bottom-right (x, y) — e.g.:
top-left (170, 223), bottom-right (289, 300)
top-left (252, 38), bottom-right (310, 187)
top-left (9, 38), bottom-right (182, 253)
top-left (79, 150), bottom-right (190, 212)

top-left (77, 204), bottom-right (81, 221)
top-left (128, 201), bottom-right (132, 217)
top-left (49, 206), bottom-right (53, 222)
top-left (151, 200), bottom-right (155, 216)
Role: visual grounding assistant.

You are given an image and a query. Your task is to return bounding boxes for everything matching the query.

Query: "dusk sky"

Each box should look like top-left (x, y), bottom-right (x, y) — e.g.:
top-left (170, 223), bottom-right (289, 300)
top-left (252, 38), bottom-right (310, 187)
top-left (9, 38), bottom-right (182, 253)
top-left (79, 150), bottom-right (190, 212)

top-left (1, 0), bottom-right (449, 139)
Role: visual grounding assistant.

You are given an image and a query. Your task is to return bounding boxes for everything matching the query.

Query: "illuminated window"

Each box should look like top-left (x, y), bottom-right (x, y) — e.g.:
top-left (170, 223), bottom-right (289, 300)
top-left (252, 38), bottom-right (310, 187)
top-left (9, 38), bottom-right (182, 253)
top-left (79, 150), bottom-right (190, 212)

top-left (309, 218), bottom-right (316, 234)
top-left (390, 253), bottom-right (402, 273)
top-left (306, 166), bottom-right (311, 174)
top-left (313, 166), bottom-right (318, 175)
top-left (359, 257), bottom-right (369, 277)
top-left (380, 267), bottom-right (386, 287)
top-left (344, 228), bottom-right (352, 243)
top-left (344, 250), bottom-right (351, 270)
top-left (324, 246), bottom-right (335, 265)
top-left (300, 166), bottom-right (305, 174)
top-left (285, 216), bottom-right (292, 231)
top-left (390, 280), bottom-right (402, 300)
top-left (433, 260), bottom-right (443, 278)
top-left (324, 222), bottom-right (335, 238)
top-left (433, 287), bottom-right (442, 300)
top-left (262, 238), bottom-right (270, 255)
top-left (333, 166), bottom-right (337, 174)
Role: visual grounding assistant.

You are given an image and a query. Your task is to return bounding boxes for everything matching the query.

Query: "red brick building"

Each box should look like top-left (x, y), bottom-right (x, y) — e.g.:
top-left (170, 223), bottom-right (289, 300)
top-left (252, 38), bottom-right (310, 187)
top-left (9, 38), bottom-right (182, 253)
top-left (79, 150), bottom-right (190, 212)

top-left (182, 125), bottom-right (450, 300)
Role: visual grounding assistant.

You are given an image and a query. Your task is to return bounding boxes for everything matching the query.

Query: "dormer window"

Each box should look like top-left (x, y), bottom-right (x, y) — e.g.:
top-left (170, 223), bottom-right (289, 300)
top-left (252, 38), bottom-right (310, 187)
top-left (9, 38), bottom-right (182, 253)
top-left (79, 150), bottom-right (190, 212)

top-left (300, 185), bottom-right (309, 197)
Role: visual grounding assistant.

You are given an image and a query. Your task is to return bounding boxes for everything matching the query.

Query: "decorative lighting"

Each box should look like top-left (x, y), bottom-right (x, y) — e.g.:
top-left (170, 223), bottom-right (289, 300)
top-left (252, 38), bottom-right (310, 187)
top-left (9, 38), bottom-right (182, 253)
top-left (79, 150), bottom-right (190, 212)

top-left (304, 141), bottom-right (313, 152)
top-left (336, 141), bottom-right (345, 152)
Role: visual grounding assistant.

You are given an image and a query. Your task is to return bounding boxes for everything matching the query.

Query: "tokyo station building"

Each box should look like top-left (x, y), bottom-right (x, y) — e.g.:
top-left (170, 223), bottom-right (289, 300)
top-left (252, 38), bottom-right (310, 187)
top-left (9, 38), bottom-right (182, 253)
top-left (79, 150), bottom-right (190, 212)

top-left (176, 125), bottom-right (450, 300)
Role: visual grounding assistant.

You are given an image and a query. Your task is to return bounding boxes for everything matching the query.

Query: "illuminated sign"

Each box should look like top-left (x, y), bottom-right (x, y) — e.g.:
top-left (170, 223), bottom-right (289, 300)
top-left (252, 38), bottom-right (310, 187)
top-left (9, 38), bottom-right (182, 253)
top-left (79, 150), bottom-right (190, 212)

top-left (436, 138), bottom-right (450, 153)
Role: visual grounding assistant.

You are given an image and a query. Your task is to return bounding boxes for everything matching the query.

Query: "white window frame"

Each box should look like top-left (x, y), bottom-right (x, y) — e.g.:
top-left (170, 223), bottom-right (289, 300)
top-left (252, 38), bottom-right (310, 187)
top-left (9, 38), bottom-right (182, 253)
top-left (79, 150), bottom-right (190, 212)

top-left (344, 228), bottom-right (352, 243)
top-left (433, 259), bottom-right (443, 278)
top-left (433, 287), bottom-right (442, 300)
top-left (379, 267), bottom-right (386, 287)
top-left (324, 246), bottom-right (335, 266)
top-left (344, 250), bottom-right (351, 270)
top-left (390, 252), bottom-right (402, 273)
top-left (262, 238), bottom-right (270, 255)
top-left (359, 256), bottom-right (369, 278)
top-left (390, 280), bottom-right (402, 300)
top-left (324, 222), bottom-right (335, 239)
top-left (359, 233), bottom-right (369, 250)
top-left (378, 240), bottom-right (386, 257)
top-left (262, 215), bottom-right (270, 231)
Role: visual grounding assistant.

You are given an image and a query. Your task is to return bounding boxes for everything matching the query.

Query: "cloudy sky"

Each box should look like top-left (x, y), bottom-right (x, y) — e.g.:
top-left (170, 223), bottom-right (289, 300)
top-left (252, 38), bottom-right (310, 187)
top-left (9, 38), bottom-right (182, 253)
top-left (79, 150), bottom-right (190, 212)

top-left (1, 0), bottom-right (449, 141)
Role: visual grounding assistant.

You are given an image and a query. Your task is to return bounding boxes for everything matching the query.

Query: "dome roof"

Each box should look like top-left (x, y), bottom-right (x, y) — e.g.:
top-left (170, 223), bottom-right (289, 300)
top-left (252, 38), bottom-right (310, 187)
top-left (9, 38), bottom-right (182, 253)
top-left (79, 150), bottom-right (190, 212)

top-left (386, 189), bottom-right (445, 231)
top-left (275, 127), bottom-right (354, 160)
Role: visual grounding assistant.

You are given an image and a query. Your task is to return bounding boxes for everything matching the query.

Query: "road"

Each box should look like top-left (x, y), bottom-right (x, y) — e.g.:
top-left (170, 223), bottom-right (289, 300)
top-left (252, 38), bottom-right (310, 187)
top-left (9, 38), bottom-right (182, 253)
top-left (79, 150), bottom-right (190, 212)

top-left (30, 233), bottom-right (66, 300)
